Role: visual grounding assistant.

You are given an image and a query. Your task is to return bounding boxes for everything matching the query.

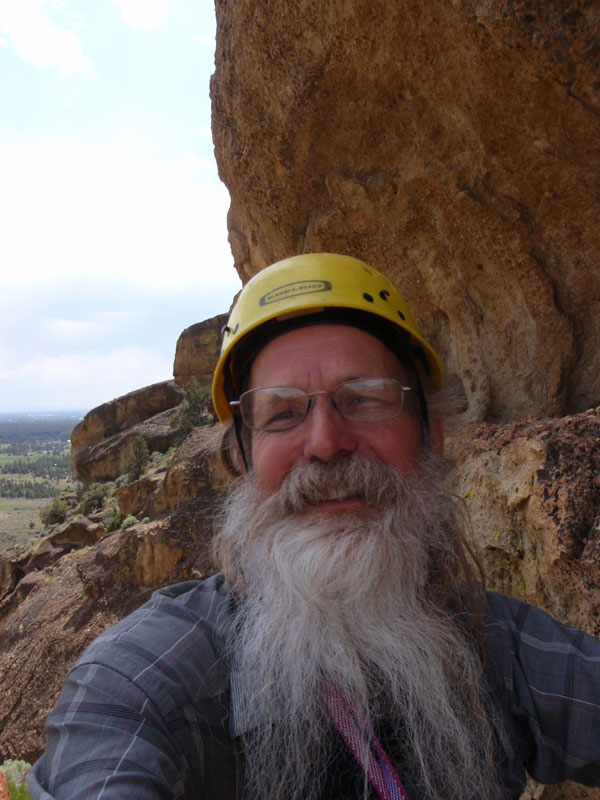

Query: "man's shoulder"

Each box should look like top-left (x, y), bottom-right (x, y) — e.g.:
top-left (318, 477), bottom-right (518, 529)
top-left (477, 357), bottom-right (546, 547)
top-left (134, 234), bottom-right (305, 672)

top-left (482, 589), bottom-right (600, 678)
top-left (74, 573), bottom-right (233, 703)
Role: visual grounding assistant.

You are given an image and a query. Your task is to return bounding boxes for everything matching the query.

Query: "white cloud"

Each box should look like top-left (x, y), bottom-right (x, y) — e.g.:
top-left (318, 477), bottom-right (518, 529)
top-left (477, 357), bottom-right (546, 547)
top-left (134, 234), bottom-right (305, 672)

top-left (112, 0), bottom-right (168, 30)
top-left (0, 0), bottom-right (91, 74)
top-left (0, 345), bottom-right (171, 410)
top-left (192, 35), bottom-right (213, 46)
top-left (0, 137), bottom-right (237, 293)
top-left (196, 125), bottom-right (212, 138)
top-left (16, 346), bottom-right (173, 400)
top-left (40, 312), bottom-right (139, 344)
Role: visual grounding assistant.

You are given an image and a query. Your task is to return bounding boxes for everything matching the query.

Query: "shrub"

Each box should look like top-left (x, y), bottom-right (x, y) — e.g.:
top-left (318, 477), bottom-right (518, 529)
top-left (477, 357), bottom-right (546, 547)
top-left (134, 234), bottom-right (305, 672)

top-left (114, 473), bottom-right (128, 488)
top-left (105, 508), bottom-right (124, 532)
top-left (122, 514), bottom-right (137, 529)
top-left (170, 377), bottom-right (213, 443)
top-left (80, 482), bottom-right (109, 515)
top-left (0, 759), bottom-right (31, 799)
top-left (124, 436), bottom-right (150, 483)
top-left (39, 496), bottom-right (68, 526)
top-left (147, 450), bottom-right (164, 469)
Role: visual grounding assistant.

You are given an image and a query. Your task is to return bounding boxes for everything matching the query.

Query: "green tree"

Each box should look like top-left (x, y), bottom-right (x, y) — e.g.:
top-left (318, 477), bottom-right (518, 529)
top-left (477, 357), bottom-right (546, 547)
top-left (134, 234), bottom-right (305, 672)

top-left (80, 482), bottom-right (109, 515)
top-left (125, 436), bottom-right (150, 482)
top-left (39, 496), bottom-right (68, 526)
top-left (170, 377), bottom-right (213, 443)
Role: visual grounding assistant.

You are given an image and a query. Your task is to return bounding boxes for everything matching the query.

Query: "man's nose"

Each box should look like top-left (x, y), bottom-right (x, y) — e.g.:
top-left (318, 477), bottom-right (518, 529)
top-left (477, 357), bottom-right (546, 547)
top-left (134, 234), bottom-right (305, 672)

top-left (301, 396), bottom-right (358, 462)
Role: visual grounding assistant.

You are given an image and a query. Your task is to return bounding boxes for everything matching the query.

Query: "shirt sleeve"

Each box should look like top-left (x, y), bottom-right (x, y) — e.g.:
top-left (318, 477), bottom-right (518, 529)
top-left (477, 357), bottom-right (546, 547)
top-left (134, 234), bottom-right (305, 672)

top-left (484, 592), bottom-right (600, 788)
top-left (29, 660), bottom-right (183, 799)
top-left (28, 577), bottom-right (238, 800)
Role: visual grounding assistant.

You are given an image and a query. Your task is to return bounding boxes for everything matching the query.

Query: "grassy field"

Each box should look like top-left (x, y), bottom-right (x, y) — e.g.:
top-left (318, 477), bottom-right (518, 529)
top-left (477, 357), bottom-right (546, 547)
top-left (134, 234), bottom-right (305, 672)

top-left (0, 413), bottom-right (81, 556)
top-left (0, 496), bottom-right (48, 553)
top-left (0, 450), bottom-right (70, 465)
top-left (0, 453), bottom-right (26, 466)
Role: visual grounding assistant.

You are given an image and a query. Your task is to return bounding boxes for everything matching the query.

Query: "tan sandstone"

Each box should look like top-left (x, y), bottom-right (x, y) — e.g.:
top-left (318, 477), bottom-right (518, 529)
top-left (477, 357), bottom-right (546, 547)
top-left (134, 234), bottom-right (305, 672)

top-left (211, 0), bottom-right (600, 423)
top-left (173, 312), bottom-right (229, 389)
top-left (0, 771), bottom-right (9, 800)
top-left (71, 381), bottom-right (185, 482)
top-left (72, 407), bottom-right (180, 484)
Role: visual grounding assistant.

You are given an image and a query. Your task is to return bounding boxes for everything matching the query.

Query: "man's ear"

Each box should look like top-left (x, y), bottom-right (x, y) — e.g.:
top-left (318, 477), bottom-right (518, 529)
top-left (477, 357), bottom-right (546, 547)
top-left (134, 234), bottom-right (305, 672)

top-left (429, 416), bottom-right (444, 457)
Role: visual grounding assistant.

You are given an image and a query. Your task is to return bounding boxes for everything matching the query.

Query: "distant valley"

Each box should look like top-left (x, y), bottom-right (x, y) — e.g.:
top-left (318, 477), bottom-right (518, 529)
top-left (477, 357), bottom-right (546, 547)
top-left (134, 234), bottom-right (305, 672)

top-left (0, 411), bottom-right (85, 552)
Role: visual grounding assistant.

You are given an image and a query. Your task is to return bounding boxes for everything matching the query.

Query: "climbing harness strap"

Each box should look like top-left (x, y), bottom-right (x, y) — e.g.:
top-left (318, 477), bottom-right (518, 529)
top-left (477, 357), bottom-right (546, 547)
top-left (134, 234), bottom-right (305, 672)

top-left (323, 684), bottom-right (409, 800)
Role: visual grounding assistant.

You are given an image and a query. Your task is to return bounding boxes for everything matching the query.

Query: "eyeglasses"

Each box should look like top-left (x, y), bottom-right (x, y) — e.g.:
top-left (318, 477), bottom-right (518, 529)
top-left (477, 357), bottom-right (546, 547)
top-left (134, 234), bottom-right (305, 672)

top-left (229, 378), bottom-right (414, 432)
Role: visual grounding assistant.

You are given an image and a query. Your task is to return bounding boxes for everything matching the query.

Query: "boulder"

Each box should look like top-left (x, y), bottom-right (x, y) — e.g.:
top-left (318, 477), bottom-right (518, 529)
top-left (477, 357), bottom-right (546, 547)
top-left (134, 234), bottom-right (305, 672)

top-left (25, 540), bottom-right (63, 572)
top-left (161, 426), bottom-right (230, 511)
top-left (22, 520), bottom-right (105, 572)
top-left (446, 409), bottom-right (600, 636)
top-left (72, 407), bottom-right (179, 484)
top-left (114, 474), bottom-right (165, 517)
top-left (70, 380), bottom-right (184, 453)
top-left (87, 508), bottom-right (116, 527)
top-left (50, 519), bottom-right (105, 549)
top-left (173, 313), bottom-right (229, 389)
top-left (0, 554), bottom-right (24, 602)
top-left (211, 0), bottom-right (600, 422)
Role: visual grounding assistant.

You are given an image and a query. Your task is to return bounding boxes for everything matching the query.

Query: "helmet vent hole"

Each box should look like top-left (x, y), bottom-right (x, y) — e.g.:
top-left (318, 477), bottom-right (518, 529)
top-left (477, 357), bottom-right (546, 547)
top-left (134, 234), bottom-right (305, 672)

top-left (362, 293), bottom-right (374, 302)
top-left (397, 310), bottom-right (406, 320)
top-left (379, 290), bottom-right (390, 300)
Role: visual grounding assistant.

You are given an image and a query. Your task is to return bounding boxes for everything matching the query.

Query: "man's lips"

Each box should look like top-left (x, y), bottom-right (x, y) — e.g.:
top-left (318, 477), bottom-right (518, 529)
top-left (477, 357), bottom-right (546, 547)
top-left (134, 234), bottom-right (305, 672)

top-left (304, 493), bottom-right (363, 511)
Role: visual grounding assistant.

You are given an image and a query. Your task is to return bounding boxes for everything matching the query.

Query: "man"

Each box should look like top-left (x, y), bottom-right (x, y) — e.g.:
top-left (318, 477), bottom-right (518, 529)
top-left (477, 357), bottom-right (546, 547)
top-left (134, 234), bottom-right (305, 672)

top-left (31, 253), bottom-right (600, 799)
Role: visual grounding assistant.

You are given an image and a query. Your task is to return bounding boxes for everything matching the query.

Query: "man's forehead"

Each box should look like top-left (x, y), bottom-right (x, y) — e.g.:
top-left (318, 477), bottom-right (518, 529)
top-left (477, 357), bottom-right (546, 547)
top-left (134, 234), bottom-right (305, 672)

top-left (249, 323), bottom-right (413, 384)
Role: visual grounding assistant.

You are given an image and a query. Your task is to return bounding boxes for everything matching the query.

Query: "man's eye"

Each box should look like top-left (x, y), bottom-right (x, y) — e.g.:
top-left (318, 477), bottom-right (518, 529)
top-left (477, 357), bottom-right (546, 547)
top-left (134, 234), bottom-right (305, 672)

top-left (269, 407), bottom-right (296, 422)
top-left (260, 403), bottom-right (304, 428)
top-left (343, 392), bottom-right (379, 407)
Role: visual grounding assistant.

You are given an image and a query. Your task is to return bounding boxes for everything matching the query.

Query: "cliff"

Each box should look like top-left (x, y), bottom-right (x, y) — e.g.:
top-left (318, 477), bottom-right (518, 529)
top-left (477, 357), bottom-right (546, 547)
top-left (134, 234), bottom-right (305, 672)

top-left (211, 0), bottom-right (599, 423)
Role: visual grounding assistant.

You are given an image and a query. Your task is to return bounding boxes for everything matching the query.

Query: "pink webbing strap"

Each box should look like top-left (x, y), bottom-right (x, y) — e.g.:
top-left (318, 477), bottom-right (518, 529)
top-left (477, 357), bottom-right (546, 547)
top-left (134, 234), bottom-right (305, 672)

top-left (322, 684), bottom-right (409, 800)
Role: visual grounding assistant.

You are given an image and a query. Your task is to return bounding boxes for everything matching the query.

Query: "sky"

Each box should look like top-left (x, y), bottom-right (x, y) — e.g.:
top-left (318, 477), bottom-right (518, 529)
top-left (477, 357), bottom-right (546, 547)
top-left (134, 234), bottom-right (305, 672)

top-left (0, 0), bottom-right (241, 414)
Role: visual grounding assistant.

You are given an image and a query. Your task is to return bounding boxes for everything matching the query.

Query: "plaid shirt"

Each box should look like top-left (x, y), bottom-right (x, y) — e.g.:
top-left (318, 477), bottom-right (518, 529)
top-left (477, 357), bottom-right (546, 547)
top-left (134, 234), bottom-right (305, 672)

top-left (30, 574), bottom-right (600, 799)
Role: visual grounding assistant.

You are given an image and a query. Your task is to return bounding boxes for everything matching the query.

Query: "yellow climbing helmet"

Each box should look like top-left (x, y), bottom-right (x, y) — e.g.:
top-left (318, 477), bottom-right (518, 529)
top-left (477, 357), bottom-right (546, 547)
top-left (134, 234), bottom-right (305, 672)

top-left (212, 253), bottom-right (443, 422)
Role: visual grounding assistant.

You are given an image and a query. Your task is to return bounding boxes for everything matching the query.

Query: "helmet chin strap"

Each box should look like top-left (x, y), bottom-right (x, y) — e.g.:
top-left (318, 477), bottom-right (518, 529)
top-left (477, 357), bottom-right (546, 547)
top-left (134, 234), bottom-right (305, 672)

top-left (233, 411), bottom-right (250, 473)
top-left (223, 357), bottom-right (251, 473)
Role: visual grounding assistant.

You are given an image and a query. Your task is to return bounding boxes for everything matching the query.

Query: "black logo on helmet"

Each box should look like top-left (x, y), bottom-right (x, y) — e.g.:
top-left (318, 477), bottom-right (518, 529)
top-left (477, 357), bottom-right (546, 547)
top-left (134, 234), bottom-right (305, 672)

top-left (260, 280), bottom-right (332, 306)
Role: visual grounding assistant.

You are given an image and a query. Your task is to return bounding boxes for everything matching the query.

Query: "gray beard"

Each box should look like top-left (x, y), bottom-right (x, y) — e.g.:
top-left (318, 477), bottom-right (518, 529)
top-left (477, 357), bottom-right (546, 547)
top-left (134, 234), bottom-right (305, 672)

top-left (213, 455), bottom-right (503, 800)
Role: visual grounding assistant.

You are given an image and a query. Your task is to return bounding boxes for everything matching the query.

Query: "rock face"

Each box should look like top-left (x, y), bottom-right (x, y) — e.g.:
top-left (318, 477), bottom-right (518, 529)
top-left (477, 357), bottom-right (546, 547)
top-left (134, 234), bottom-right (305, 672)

top-left (211, 0), bottom-right (600, 423)
top-left (72, 407), bottom-right (180, 483)
top-left (71, 381), bottom-right (185, 482)
top-left (25, 519), bottom-right (106, 571)
top-left (0, 771), bottom-right (9, 800)
top-left (447, 410), bottom-right (600, 635)
top-left (114, 474), bottom-right (165, 517)
top-left (71, 380), bottom-right (184, 451)
top-left (173, 312), bottom-right (229, 389)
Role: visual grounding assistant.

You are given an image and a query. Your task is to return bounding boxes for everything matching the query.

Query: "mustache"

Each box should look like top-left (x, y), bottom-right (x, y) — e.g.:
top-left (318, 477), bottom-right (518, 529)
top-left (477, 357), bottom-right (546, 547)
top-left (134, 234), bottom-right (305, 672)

top-left (273, 455), bottom-right (409, 513)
